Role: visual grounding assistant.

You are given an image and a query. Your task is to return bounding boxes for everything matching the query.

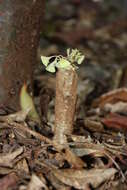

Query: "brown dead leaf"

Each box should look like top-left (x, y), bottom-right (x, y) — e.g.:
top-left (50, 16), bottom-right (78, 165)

top-left (0, 167), bottom-right (14, 175)
top-left (104, 102), bottom-right (127, 114)
top-left (71, 147), bottom-right (100, 157)
top-left (64, 148), bottom-right (85, 168)
top-left (0, 172), bottom-right (18, 190)
top-left (102, 113), bottom-right (127, 132)
top-left (0, 109), bottom-right (30, 123)
top-left (0, 147), bottom-right (24, 167)
top-left (15, 158), bottom-right (29, 174)
top-left (92, 88), bottom-right (127, 108)
top-left (47, 172), bottom-right (71, 190)
top-left (53, 168), bottom-right (117, 189)
top-left (84, 118), bottom-right (104, 132)
top-left (27, 174), bottom-right (49, 190)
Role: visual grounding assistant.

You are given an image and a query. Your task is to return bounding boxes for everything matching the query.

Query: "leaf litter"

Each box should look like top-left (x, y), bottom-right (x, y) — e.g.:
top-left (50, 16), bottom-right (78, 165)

top-left (1, 0), bottom-right (127, 189)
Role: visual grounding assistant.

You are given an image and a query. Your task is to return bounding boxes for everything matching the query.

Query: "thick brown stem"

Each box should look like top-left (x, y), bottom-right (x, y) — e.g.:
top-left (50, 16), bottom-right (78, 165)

top-left (54, 68), bottom-right (78, 144)
top-left (0, 0), bottom-right (45, 111)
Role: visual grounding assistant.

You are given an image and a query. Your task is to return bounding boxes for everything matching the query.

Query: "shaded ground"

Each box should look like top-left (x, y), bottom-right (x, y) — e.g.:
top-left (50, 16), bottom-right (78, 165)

top-left (0, 0), bottom-right (127, 189)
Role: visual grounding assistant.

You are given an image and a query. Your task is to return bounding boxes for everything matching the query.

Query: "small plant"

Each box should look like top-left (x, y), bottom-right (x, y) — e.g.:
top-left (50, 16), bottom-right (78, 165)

top-left (41, 49), bottom-right (85, 145)
top-left (41, 48), bottom-right (85, 73)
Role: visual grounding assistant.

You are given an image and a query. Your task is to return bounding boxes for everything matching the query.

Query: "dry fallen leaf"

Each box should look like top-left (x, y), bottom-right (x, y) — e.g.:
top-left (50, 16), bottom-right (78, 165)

top-left (47, 172), bottom-right (71, 190)
top-left (84, 118), bottom-right (104, 132)
top-left (104, 102), bottom-right (127, 114)
top-left (15, 158), bottom-right (29, 174)
top-left (0, 109), bottom-right (30, 123)
top-left (92, 88), bottom-right (127, 108)
top-left (64, 148), bottom-right (85, 168)
top-left (53, 168), bottom-right (117, 189)
top-left (71, 147), bottom-right (100, 157)
top-left (0, 172), bottom-right (18, 190)
top-left (0, 147), bottom-right (24, 168)
top-left (102, 113), bottom-right (127, 132)
top-left (27, 174), bottom-right (48, 190)
top-left (0, 167), bottom-right (14, 175)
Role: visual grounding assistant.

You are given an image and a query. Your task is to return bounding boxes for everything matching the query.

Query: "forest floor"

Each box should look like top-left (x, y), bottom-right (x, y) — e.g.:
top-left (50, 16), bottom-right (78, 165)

top-left (0, 0), bottom-right (127, 189)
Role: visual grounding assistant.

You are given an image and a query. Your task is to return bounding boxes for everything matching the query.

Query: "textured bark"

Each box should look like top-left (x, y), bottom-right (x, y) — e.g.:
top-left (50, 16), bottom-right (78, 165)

top-left (0, 0), bottom-right (45, 111)
top-left (54, 68), bottom-right (78, 144)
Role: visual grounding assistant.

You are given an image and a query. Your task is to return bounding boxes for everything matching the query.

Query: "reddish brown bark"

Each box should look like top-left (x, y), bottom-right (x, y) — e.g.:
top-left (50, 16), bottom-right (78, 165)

top-left (54, 68), bottom-right (78, 144)
top-left (0, 0), bottom-right (45, 111)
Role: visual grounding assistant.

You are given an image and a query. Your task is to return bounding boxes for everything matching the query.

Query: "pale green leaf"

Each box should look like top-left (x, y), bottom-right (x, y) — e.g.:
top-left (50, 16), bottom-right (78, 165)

top-left (77, 55), bottom-right (85, 64)
top-left (56, 58), bottom-right (71, 69)
top-left (20, 84), bottom-right (40, 123)
top-left (41, 56), bottom-right (50, 67)
top-left (46, 61), bottom-right (56, 73)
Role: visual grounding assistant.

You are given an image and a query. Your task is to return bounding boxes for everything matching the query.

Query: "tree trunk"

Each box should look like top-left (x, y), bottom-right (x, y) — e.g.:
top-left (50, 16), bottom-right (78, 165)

top-left (0, 0), bottom-right (45, 111)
